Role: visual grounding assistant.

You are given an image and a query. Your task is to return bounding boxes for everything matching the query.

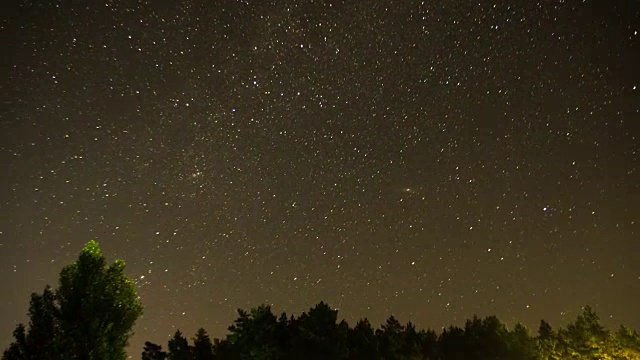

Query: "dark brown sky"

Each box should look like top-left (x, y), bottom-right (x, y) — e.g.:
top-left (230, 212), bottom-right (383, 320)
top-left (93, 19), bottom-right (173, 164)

top-left (2, 0), bottom-right (638, 355)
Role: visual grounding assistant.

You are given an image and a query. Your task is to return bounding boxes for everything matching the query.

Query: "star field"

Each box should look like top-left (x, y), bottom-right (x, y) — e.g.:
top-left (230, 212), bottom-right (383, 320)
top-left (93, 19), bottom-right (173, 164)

top-left (2, 0), bottom-right (639, 354)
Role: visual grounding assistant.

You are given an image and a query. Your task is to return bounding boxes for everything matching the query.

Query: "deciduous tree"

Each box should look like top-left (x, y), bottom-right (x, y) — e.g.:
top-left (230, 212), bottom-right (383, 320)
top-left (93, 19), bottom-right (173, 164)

top-left (2, 240), bottom-right (142, 360)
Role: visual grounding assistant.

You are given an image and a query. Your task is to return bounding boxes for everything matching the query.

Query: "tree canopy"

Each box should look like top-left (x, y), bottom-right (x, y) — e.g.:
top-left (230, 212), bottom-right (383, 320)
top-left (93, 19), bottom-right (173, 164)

top-left (2, 240), bottom-right (142, 360)
top-left (144, 303), bottom-right (640, 360)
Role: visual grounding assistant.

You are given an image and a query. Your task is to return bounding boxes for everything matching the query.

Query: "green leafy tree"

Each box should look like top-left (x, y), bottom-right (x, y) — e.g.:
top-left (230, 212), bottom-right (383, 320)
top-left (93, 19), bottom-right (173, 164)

top-left (538, 320), bottom-right (553, 340)
top-left (537, 320), bottom-right (561, 359)
top-left (2, 240), bottom-right (142, 360)
top-left (610, 325), bottom-right (640, 359)
top-left (57, 240), bottom-right (143, 359)
top-left (557, 306), bottom-right (610, 358)
top-left (535, 306), bottom-right (640, 359)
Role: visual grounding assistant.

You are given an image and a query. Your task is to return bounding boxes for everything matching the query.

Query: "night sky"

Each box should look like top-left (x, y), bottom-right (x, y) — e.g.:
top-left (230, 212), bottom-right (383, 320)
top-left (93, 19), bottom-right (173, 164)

top-left (2, 0), bottom-right (639, 355)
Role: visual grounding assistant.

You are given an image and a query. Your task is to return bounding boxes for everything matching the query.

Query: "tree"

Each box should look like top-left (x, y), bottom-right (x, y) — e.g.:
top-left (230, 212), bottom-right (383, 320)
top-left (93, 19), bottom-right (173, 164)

top-left (2, 240), bottom-right (142, 360)
top-left (57, 240), bottom-right (143, 359)
top-left (376, 316), bottom-right (404, 360)
top-left (537, 320), bottom-right (560, 359)
top-left (2, 325), bottom-right (27, 360)
top-left (538, 320), bottom-right (553, 340)
top-left (464, 315), bottom-right (511, 359)
top-left (400, 322), bottom-right (423, 360)
top-left (438, 325), bottom-right (465, 360)
top-left (417, 329), bottom-right (438, 360)
top-left (347, 319), bottom-right (378, 360)
top-left (192, 328), bottom-right (214, 360)
top-left (2, 286), bottom-right (62, 360)
top-left (223, 305), bottom-right (280, 360)
top-left (142, 341), bottom-right (167, 360)
top-left (139, 302), bottom-right (640, 360)
top-left (167, 330), bottom-right (192, 360)
top-left (611, 325), bottom-right (640, 359)
top-left (291, 302), bottom-right (348, 360)
top-left (558, 306), bottom-right (609, 358)
top-left (534, 306), bottom-right (640, 359)
top-left (508, 323), bottom-right (539, 360)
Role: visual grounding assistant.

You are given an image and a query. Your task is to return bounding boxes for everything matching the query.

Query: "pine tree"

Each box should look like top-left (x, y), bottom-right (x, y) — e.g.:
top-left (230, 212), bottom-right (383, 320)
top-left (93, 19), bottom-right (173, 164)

top-left (167, 330), bottom-right (192, 360)
top-left (192, 329), bottom-right (214, 360)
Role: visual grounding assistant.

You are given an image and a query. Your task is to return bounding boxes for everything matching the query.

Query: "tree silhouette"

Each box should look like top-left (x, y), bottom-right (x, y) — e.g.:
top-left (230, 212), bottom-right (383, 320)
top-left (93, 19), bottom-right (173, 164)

top-left (463, 315), bottom-right (511, 359)
top-left (376, 316), bottom-right (405, 360)
top-left (417, 328), bottom-right (438, 359)
top-left (225, 305), bottom-right (280, 360)
top-left (291, 302), bottom-right (348, 360)
top-left (167, 330), bottom-right (192, 360)
top-left (509, 323), bottom-right (540, 360)
top-left (2, 325), bottom-right (27, 360)
top-left (141, 302), bottom-right (640, 360)
top-left (2, 240), bottom-right (142, 360)
top-left (438, 325), bottom-right (465, 360)
top-left (347, 319), bottom-right (378, 360)
top-left (4, 286), bottom-right (62, 360)
top-left (192, 328), bottom-right (214, 360)
top-left (142, 341), bottom-right (166, 360)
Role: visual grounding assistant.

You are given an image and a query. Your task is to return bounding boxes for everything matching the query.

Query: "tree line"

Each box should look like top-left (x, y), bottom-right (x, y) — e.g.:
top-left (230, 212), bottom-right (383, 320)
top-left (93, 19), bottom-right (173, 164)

top-left (3, 241), bottom-right (639, 360)
top-left (143, 302), bottom-right (640, 360)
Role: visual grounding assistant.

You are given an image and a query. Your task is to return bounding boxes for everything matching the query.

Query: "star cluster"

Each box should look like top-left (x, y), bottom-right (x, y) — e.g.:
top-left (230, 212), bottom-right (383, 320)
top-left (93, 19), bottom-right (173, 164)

top-left (2, 0), bottom-right (638, 353)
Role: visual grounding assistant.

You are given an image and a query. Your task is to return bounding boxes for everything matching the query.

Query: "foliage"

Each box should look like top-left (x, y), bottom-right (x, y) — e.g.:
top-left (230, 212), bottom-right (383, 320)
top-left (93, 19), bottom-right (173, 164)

top-left (2, 240), bottom-right (143, 360)
top-left (142, 341), bottom-right (167, 360)
top-left (347, 319), bottom-right (378, 360)
top-left (168, 330), bottom-right (192, 360)
top-left (537, 306), bottom-right (640, 360)
top-left (150, 303), bottom-right (640, 360)
top-left (192, 329), bottom-right (215, 360)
